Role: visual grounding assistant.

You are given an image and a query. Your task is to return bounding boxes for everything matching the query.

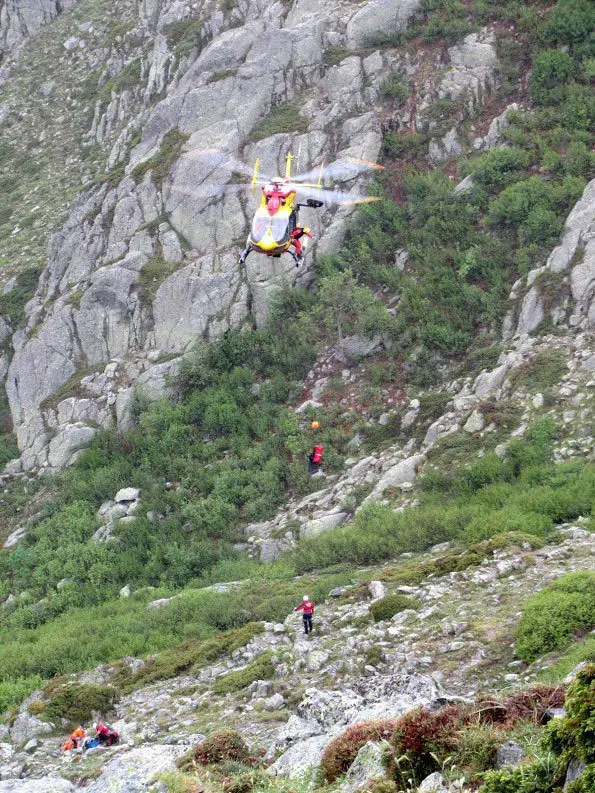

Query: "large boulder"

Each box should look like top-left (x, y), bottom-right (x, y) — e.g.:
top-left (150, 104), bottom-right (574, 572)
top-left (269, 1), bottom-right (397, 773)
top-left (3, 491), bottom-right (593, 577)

top-left (0, 779), bottom-right (75, 793)
top-left (297, 688), bottom-right (365, 729)
top-left (340, 741), bottom-right (386, 792)
top-left (267, 731), bottom-right (341, 780)
top-left (346, 0), bottom-right (421, 48)
top-left (85, 745), bottom-right (186, 793)
top-left (418, 773), bottom-right (449, 792)
top-left (363, 454), bottom-right (424, 502)
top-left (439, 32), bottom-right (498, 111)
top-left (47, 424), bottom-right (98, 468)
top-left (9, 712), bottom-right (54, 748)
top-left (300, 512), bottom-right (348, 538)
top-left (496, 740), bottom-right (525, 768)
top-left (3, 526), bottom-right (26, 549)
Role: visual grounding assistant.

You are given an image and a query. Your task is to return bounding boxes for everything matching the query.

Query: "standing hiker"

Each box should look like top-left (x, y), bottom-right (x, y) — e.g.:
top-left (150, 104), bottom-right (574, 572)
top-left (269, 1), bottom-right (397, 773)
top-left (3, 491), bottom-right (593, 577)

top-left (294, 595), bottom-right (315, 634)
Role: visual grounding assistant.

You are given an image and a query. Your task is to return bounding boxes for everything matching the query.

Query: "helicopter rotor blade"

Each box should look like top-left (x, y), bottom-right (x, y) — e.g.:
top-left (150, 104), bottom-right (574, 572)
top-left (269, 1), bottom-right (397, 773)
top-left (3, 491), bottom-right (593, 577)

top-left (295, 184), bottom-right (381, 206)
top-left (292, 156), bottom-right (384, 183)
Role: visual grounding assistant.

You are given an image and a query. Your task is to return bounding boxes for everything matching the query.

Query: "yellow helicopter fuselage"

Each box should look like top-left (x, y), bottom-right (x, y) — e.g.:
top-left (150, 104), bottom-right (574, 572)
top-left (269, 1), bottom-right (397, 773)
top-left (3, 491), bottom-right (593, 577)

top-left (248, 187), bottom-right (297, 256)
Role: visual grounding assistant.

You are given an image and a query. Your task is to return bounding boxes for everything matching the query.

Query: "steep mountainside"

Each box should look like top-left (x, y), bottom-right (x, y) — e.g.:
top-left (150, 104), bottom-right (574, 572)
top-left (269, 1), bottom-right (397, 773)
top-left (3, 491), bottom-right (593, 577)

top-left (0, 0), bottom-right (593, 791)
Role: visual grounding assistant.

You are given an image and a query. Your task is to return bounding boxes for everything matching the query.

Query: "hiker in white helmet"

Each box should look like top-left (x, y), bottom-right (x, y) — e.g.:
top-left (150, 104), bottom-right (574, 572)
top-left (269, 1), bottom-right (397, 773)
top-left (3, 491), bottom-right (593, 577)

top-left (294, 595), bottom-right (315, 634)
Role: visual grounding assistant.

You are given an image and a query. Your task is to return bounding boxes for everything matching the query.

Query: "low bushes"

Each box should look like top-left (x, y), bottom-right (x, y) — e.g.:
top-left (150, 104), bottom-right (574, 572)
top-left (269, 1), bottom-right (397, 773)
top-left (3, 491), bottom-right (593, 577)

top-left (548, 664), bottom-right (595, 766)
top-left (195, 730), bottom-right (250, 765)
top-left (390, 704), bottom-right (469, 784)
top-left (212, 652), bottom-right (274, 695)
top-left (248, 101), bottom-right (310, 142)
top-left (295, 430), bottom-right (594, 575)
top-left (0, 676), bottom-right (44, 718)
top-left (115, 622), bottom-right (264, 691)
top-left (371, 594), bottom-right (419, 623)
top-left (132, 128), bottom-right (189, 186)
top-left (321, 719), bottom-right (396, 782)
top-left (515, 572), bottom-right (595, 662)
top-left (44, 683), bottom-right (119, 727)
top-left (483, 665), bottom-right (595, 793)
top-left (476, 684), bottom-right (565, 726)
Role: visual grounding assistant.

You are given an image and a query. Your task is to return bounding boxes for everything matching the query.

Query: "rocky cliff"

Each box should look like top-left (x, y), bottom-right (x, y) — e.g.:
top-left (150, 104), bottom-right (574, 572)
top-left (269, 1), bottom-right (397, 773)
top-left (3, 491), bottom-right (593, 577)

top-left (2, 0), bottom-right (591, 471)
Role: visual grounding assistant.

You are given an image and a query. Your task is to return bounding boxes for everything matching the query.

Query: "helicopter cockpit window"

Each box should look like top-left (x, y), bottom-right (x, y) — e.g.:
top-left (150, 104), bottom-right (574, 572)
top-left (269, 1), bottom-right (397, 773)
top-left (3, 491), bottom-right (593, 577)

top-left (270, 216), bottom-right (290, 244)
top-left (251, 215), bottom-right (269, 243)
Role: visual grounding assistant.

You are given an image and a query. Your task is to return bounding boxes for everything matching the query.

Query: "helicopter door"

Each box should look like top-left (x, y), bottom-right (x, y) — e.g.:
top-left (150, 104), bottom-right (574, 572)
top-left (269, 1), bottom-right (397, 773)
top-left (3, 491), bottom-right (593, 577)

top-left (288, 211), bottom-right (297, 236)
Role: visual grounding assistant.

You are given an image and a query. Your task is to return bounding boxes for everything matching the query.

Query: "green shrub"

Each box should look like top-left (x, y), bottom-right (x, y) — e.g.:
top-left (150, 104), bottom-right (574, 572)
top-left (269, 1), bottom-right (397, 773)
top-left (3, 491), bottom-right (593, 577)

top-left (138, 256), bottom-right (181, 306)
top-left (472, 146), bottom-right (532, 191)
top-left (27, 699), bottom-right (45, 715)
top-left (117, 622), bottom-right (264, 691)
top-left (420, 0), bottom-right (471, 43)
top-left (543, 0), bottom-right (594, 55)
top-left (132, 128), bottom-right (189, 186)
top-left (481, 762), bottom-right (556, 793)
top-left (462, 508), bottom-right (553, 543)
top-left (0, 266), bottom-right (42, 328)
top-left (483, 667), bottom-right (595, 792)
top-left (548, 664), bottom-right (595, 764)
top-left (566, 141), bottom-right (594, 177)
top-left (106, 21), bottom-right (132, 47)
top-left (515, 572), bottom-right (595, 662)
top-left (381, 73), bottom-right (409, 103)
top-left (366, 645), bottom-right (386, 666)
top-left (194, 730), bottom-right (250, 765)
top-left (323, 46), bottom-right (350, 67)
top-left (212, 652), bottom-right (274, 695)
top-left (321, 719), bottom-right (396, 782)
top-left (165, 20), bottom-right (204, 57)
top-left (44, 683), bottom-right (119, 727)
top-left (249, 101), bottom-right (310, 142)
top-left (520, 206), bottom-right (563, 246)
top-left (158, 771), bottom-right (202, 793)
top-left (0, 435), bottom-right (18, 466)
top-left (530, 49), bottom-right (575, 105)
top-left (369, 783), bottom-right (398, 793)
top-left (451, 723), bottom-right (500, 780)
top-left (371, 594), bottom-right (419, 623)
top-left (0, 676), bottom-right (44, 717)
top-left (565, 766), bottom-right (595, 793)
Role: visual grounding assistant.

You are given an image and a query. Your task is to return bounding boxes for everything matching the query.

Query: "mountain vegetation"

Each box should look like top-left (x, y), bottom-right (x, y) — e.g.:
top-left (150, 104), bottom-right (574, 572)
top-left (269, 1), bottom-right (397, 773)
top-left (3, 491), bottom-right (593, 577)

top-left (0, 0), bottom-right (593, 790)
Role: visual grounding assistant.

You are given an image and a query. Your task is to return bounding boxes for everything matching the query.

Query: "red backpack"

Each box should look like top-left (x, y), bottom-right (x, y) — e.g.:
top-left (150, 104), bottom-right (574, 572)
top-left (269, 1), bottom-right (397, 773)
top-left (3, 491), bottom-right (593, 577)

top-left (311, 445), bottom-right (323, 464)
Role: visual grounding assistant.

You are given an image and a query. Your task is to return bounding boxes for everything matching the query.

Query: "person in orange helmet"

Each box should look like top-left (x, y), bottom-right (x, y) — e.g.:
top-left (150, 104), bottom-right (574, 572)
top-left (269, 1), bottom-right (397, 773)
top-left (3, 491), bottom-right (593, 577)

top-left (70, 723), bottom-right (86, 749)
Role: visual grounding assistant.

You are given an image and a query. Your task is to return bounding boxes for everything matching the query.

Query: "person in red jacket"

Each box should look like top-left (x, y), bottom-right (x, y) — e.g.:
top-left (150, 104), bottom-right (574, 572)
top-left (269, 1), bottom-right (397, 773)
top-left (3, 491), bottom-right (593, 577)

top-left (290, 226), bottom-right (313, 266)
top-left (308, 444), bottom-right (323, 475)
top-left (294, 595), bottom-right (315, 634)
top-left (95, 721), bottom-right (119, 747)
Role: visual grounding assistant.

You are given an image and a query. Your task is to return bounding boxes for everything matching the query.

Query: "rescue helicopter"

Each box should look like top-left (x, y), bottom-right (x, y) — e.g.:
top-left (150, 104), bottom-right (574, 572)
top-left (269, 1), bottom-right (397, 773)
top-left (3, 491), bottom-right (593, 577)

top-left (238, 152), bottom-right (382, 267)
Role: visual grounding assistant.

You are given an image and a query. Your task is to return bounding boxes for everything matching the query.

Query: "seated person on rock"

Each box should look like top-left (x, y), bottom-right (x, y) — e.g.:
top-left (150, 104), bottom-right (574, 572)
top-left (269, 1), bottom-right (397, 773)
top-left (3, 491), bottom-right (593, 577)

top-left (95, 720), bottom-right (119, 747)
top-left (62, 723), bottom-right (86, 751)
